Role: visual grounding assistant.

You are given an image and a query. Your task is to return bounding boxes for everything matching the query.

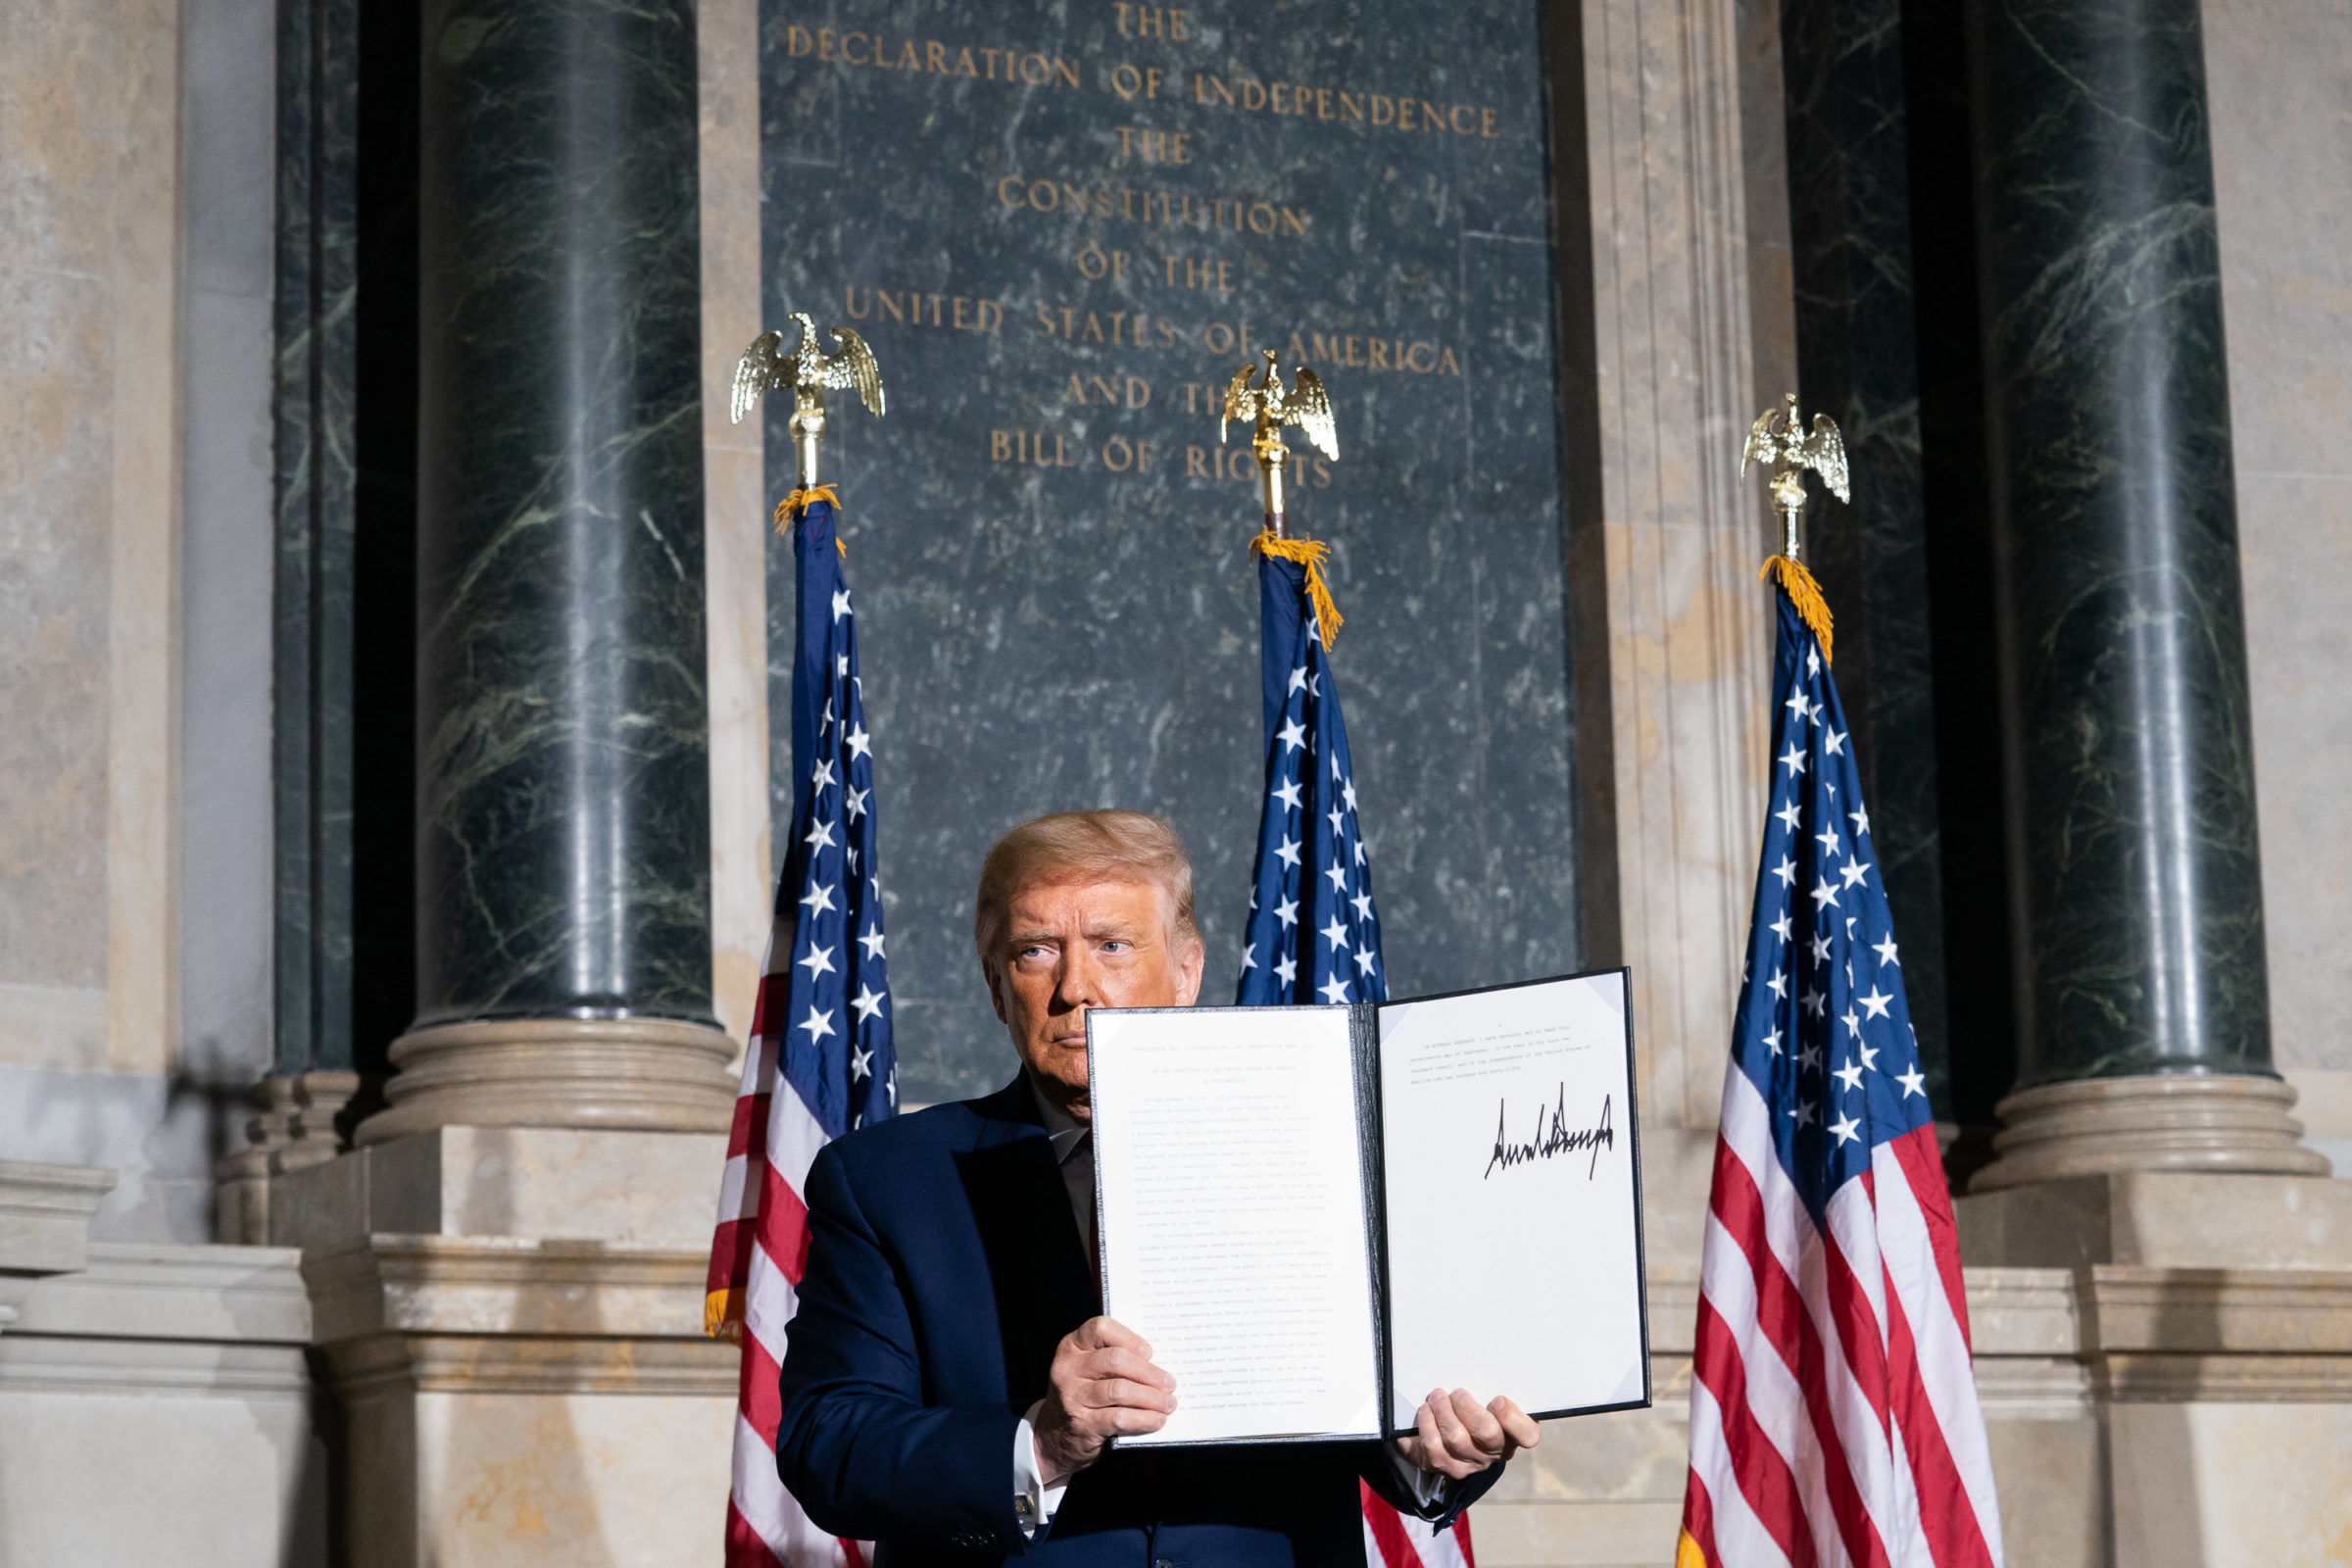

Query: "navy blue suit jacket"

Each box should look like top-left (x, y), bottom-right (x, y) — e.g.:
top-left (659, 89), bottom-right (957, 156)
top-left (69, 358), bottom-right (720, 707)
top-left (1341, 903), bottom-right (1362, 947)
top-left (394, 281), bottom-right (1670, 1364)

top-left (775, 1076), bottom-right (1501, 1564)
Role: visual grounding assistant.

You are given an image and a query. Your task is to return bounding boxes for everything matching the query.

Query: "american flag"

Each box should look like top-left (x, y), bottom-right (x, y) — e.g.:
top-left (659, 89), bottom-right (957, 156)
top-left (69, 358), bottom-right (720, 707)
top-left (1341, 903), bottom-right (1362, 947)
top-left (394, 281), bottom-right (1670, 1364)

top-left (1676, 581), bottom-right (2002, 1568)
top-left (708, 493), bottom-right (896, 1568)
top-left (1233, 537), bottom-right (1472, 1568)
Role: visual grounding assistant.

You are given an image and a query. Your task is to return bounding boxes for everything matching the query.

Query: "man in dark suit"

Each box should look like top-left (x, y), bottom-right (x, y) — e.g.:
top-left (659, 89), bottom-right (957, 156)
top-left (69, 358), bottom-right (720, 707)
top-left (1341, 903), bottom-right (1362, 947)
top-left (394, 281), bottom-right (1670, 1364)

top-left (776, 810), bottom-right (1541, 1562)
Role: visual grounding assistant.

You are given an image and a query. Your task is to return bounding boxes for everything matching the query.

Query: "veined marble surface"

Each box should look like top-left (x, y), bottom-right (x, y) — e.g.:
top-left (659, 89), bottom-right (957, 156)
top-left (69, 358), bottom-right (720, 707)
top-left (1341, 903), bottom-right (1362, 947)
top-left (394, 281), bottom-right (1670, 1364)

top-left (1969, 0), bottom-right (2271, 1085)
top-left (757, 0), bottom-right (1581, 1102)
top-left (414, 0), bottom-right (716, 1027)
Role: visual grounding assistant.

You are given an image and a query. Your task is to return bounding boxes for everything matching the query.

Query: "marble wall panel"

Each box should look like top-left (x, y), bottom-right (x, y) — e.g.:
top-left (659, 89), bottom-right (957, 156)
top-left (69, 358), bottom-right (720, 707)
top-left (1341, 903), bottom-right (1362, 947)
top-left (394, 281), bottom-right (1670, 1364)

top-left (760, 0), bottom-right (1583, 1102)
top-left (2109, 1401), bottom-right (2352, 1568)
top-left (700, 0), bottom-right (773, 1050)
top-left (0, 3), bottom-right (121, 1017)
top-left (1573, 0), bottom-right (1772, 1161)
top-left (0, 0), bottom-right (183, 1078)
top-left (410, 1391), bottom-right (732, 1567)
top-left (2203, 0), bottom-right (2352, 1149)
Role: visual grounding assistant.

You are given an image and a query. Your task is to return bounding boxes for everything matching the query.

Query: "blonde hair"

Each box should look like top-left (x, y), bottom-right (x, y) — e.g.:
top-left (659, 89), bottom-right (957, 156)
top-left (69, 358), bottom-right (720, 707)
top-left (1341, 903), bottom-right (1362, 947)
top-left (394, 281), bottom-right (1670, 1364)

top-left (973, 810), bottom-right (1200, 970)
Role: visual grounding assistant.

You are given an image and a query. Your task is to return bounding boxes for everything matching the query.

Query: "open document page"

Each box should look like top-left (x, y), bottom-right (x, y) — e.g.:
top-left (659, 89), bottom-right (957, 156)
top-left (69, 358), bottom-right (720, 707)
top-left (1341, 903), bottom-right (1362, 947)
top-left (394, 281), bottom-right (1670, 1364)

top-left (1088, 1006), bottom-right (1382, 1446)
top-left (1376, 971), bottom-right (1646, 1432)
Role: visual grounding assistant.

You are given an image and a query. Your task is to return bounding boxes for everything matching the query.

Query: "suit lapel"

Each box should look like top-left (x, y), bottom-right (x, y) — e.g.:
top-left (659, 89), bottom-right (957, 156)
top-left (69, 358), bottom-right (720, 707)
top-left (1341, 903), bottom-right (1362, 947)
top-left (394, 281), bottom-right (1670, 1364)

top-left (954, 1076), bottom-right (1099, 1409)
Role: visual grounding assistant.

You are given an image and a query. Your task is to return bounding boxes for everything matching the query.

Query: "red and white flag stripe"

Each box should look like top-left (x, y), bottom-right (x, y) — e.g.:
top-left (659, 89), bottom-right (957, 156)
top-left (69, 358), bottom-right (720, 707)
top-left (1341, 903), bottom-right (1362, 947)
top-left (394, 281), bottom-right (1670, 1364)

top-left (1362, 1482), bottom-right (1476, 1568)
top-left (1677, 1067), bottom-right (2002, 1568)
top-left (709, 924), bottom-right (868, 1568)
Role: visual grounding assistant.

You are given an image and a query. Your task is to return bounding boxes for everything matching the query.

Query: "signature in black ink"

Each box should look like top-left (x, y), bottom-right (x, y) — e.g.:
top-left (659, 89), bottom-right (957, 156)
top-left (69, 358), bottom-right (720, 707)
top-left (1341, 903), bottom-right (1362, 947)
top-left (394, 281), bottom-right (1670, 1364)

top-left (1483, 1087), bottom-right (1614, 1180)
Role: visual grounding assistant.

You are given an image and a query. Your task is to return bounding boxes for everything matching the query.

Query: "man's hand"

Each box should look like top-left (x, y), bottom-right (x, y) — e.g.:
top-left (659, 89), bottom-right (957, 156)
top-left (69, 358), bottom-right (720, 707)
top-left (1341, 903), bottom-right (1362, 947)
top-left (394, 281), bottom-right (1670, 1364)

top-left (1033, 1316), bottom-right (1178, 1487)
top-left (1395, 1390), bottom-right (1542, 1480)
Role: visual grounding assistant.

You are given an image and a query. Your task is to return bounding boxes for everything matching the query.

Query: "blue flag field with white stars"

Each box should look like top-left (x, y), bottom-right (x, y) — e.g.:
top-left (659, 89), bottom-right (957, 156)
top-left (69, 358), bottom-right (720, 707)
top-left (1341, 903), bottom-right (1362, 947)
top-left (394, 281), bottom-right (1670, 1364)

top-left (1734, 590), bottom-right (1934, 1221)
top-left (774, 498), bottom-right (896, 1136)
top-left (1236, 553), bottom-right (1384, 1008)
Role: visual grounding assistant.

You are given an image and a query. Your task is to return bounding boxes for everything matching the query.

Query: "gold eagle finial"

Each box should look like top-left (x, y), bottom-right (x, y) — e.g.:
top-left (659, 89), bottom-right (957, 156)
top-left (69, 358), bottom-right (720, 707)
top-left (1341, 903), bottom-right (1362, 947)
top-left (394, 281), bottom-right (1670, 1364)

top-left (1219, 350), bottom-right (1338, 536)
top-left (1740, 392), bottom-right (1848, 561)
top-left (731, 313), bottom-right (885, 488)
top-left (1220, 349), bottom-right (1338, 462)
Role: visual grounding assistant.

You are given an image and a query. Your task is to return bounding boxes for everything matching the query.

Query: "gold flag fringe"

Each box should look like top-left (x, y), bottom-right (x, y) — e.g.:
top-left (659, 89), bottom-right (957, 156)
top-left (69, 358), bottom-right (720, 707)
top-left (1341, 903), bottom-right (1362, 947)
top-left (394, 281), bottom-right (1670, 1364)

top-left (705, 1288), bottom-right (743, 1343)
top-left (1250, 531), bottom-right (1345, 648)
top-left (1760, 553), bottom-right (1834, 665)
top-left (774, 485), bottom-right (849, 556)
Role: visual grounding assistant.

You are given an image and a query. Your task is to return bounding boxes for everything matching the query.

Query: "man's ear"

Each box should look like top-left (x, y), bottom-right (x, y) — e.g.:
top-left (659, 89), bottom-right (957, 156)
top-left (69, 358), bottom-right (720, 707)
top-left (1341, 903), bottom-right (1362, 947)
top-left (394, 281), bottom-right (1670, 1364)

top-left (983, 957), bottom-right (1008, 1024)
top-left (1173, 933), bottom-right (1205, 1007)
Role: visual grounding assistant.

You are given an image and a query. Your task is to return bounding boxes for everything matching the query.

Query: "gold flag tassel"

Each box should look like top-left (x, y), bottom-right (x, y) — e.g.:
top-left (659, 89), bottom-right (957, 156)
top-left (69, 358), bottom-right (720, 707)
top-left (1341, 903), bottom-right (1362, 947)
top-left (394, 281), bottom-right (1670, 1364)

top-left (1251, 531), bottom-right (1346, 649)
top-left (774, 485), bottom-right (849, 556)
top-left (1759, 553), bottom-right (1834, 665)
top-left (705, 1289), bottom-right (743, 1343)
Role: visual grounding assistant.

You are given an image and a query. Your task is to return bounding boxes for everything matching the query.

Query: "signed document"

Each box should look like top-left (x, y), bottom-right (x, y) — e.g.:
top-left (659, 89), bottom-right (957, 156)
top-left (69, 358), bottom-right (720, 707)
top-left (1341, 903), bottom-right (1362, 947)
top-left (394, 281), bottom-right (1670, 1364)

top-left (1087, 969), bottom-right (1646, 1446)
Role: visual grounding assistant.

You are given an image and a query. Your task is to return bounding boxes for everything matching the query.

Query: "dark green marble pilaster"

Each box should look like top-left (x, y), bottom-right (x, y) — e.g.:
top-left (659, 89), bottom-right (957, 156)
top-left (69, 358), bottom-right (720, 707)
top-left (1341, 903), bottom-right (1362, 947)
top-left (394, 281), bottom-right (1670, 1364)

top-left (1780, 0), bottom-right (1953, 1114)
top-left (414, 0), bottom-right (713, 1028)
top-left (271, 0), bottom-right (360, 1075)
top-left (1965, 0), bottom-right (2270, 1085)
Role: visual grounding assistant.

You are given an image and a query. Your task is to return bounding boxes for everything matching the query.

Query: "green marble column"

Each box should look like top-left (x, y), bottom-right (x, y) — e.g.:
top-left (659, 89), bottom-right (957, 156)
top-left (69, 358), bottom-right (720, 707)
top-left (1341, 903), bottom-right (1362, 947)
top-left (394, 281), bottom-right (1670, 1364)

top-left (360, 0), bottom-right (732, 1142)
top-left (1964, 0), bottom-right (2322, 1184)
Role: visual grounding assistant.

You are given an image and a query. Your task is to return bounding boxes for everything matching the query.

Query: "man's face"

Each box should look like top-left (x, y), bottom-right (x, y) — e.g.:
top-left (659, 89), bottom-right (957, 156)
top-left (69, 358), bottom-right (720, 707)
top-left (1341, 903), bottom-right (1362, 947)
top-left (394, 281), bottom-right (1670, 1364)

top-left (984, 874), bottom-right (1203, 1119)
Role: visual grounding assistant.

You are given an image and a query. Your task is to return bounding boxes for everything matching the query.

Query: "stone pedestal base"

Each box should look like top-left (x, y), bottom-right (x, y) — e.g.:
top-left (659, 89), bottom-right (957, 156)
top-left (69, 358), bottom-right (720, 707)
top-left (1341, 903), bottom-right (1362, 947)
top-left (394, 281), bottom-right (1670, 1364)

top-left (272, 1127), bottom-right (735, 1567)
top-left (1968, 1073), bottom-right (2330, 1193)
top-left (0, 1244), bottom-right (320, 1566)
top-left (354, 1018), bottom-right (737, 1146)
top-left (1957, 1170), bottom-right (2352, 1269)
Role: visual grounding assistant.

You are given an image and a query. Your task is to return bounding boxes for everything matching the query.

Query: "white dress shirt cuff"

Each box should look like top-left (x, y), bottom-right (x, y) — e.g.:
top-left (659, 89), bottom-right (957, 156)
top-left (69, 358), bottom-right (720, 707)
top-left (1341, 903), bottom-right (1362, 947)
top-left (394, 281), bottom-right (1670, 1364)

top-left (1384, 1441), bottom-right (1451, 1511)
top-left (1013, 1401), bottom-right (1070, 1539)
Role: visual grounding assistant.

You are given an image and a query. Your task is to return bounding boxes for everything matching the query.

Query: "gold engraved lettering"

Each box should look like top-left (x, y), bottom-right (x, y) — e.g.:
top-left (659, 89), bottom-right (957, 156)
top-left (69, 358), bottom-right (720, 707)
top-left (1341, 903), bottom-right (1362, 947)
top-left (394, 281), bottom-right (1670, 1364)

top-left (787, 24), bottom-right (810, 55)
top-left (956, 46), bottom-right (978, 76)
top-left (1114, 126), bottom-right (1191, 163)
top-left (843, 285), bottom-right (1000, 332)
top-left (1185, 444), bottom-right (1209, 476)
top-left (1101, 435), bottom-right (1154, 471)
